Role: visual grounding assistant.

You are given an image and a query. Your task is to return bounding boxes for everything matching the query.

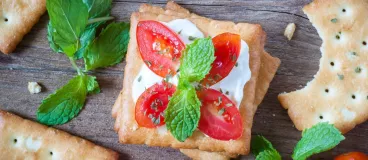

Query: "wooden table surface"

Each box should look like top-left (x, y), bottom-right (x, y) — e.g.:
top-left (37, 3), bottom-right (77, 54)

top-left (1, 0), bottom-right (367, 159)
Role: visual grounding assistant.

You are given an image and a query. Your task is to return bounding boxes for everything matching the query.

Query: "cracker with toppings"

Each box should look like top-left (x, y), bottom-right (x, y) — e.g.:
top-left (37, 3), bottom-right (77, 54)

top-left (0, 110), bottom-right (119, 159)
top-left (0, 0), bottom-right (46, 54)
top-left (279, 0), bottom-right (368, 133)
top-left (112, 1), bottom-right (279, 155)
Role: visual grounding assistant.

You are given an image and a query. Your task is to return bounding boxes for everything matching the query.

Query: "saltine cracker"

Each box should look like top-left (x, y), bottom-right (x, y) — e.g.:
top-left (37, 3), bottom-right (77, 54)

top-left (279, 0), bottom-right (368, 133)
top-left (0, 0), bottom-right (46, 54)
top-left (0, 110), bottom-right (119, 160)
top-left (112, 1), bottom-right (280, 155)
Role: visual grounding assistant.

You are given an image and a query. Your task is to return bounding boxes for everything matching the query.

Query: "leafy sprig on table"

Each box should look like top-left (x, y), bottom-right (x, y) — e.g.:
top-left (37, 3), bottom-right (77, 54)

top-left (38, 0), bottom-right (130, 125)
top-left (251, 123), bottom-right (345, 160)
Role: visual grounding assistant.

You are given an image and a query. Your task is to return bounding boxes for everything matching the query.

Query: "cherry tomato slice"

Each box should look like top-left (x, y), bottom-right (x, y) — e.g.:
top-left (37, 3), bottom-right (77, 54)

top-left (335, 152), bottom-right (368, 160)
top-left (137, 20), bottom-right (185, 78)
top-left (201, 33), bottom-right (241, 86)
top-left (197, 88), bottom-right (243, 140)
top-left (135, 81), bottom-right (176, 128)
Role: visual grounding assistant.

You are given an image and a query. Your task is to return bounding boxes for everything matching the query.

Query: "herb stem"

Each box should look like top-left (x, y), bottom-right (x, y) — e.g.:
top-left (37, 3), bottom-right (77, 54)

top-left (87, 17), bottom-right (114, 25)
top-left (69, 57), bottom-right (82, 75)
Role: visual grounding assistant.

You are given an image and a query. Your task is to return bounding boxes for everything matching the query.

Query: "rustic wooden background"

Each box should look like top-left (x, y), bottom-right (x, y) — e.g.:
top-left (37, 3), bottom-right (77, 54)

top-left (1, 0), bottom-right (367, 159)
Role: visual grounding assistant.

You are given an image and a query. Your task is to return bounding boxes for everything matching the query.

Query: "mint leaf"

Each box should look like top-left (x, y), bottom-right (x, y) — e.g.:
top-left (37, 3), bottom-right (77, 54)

top-left (74, 26), bottom-right (97, 59)
top-left (86, 75), bottom-right (100, 94)
top-left (47, 22), bottom-right (62, 53)
top-left (251, 135), bottom-right (281, 160)
top-left (84, 22), bottom-right (130, 71)
top-left (165, 85), bottom-right (201, 142)
top-left (292, 123), bottom-right (345, 160)
top-left (37, 75), bottom-right (87, 125)
top-left (83, 0), bottom-right (112, 19)
top-left (47, 0), bottom-right (89, 57)
top-left (179, 38), bottom-right (215, 82)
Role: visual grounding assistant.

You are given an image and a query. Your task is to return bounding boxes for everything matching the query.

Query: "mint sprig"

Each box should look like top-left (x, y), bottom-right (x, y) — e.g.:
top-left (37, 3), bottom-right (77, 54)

top-left (84, 22), bottom-right (130, 71)
top-left (292, 123), bottom-right (345, 160)
top-left (251, 136), bottom-right (281, 160)
top-left (37, 75), bottom-right (88, 125)
top-left (39, 0), bottom-right (129, 125)
top-left (165, 38), bottom-right (215, 141)
top-left (47, 0), bottom-right (89, 57)
top-left (251, 123), bottom-right (345, 160)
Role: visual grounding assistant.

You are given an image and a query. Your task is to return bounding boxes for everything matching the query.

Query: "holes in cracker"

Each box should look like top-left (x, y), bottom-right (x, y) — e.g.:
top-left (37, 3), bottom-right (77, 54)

top-left (355, 67), bottom-right (362, 73)
top-left (319, 115), bottom-right (324, 120)
top-left (49, 151), bottom-right (53, 156)
top-left (342, 8), bottom-right (346, 13)
top-left (13, 138), bottom-right (17, 143)
top-left (352, 94), bottom-right (356, 99)
top-left (325, 88), bottom-right (329, 93)
top-left (4, 18), bottom-right (8, 22)
top-left (363, 41), bottom-right (367, 46)
top-left (335, 34), bottom-right (341, 40)
top-left (330, 61), bottom-right (335, 67)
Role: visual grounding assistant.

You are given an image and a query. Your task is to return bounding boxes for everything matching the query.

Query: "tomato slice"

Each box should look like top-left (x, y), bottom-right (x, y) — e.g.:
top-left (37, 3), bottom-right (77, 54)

top-left (335, 152), bottom-right (368, 160)
top-left (197, 88), bottom-right (243, 140)
top-left (135, 81), bottom-right (176, 128)
top-left (137, 20), bottom-right (185, 78)
top-left (201, 33), bottom-right (241, 86)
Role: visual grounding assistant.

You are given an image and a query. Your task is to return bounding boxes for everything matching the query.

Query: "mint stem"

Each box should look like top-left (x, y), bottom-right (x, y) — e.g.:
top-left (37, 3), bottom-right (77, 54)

top-left (69, 57), bottom-right (82, 75)
top-left (87, 17), bottom-right (114, 25)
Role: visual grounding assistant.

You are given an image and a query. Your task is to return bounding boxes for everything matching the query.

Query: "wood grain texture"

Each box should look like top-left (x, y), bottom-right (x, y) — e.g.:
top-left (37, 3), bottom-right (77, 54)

top-left (0, 0), bottom-right (367, 159)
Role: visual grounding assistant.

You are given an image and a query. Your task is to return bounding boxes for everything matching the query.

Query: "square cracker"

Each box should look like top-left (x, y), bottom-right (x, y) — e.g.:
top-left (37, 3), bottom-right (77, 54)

top-left (279, 0), bottom-right (368, 134)
top-left (0, 0), bottom-right (46, 54)
top-left (0, 110), bottom-right (119, 160)
top-left (112, 1), bottom-right (269, 155)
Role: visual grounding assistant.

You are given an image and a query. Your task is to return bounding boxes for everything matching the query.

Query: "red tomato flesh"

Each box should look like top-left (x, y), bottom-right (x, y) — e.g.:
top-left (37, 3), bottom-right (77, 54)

top-left (197, 88), bottom-right (243, 140)
top-left (137, 20), bottom-right (185, 78)
top-left (135, 81), bottom-right (176, 128)
top-left (201, 33), bottom-right (241, 86)
top-left (335, 152), bottom-right (368, 160)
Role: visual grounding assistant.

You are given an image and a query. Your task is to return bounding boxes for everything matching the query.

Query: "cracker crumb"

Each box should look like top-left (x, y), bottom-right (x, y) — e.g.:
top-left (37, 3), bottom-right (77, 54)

top-left (284, 23), bottom-right (296, 40)
top-left (28, 82), bottom-right (42, 94)
top-left (272, 114), bottom-right (276, 117)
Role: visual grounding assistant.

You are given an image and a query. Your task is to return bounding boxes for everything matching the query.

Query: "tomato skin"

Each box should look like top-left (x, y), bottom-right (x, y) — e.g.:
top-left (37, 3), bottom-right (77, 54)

top-left (335, 152), bottom-right (368, 160)
top-left (201, 33), bottom-right (241, 86)
top-left (135, 81), bottom-right (176, 128)
top-left (197, 88), bottom-right (243, 141)
top-left (137, 20), bottom-right (185, 78)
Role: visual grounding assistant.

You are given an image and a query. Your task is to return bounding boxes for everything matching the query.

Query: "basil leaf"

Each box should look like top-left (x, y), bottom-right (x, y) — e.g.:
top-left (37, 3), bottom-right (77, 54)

top-left (292, 123), bottom-right (345, 160)
top-left (47, 22), bottom-right (62, 53)
top-left (84, 22), bottom-right (130, 71)
top-left (37, 75), bottom-right (88, 125)
top-left (251, 135), bottom-right (281, 160)
top-left (47, 0), bottom-right (89, 57)
top-left (86, 75), bottom-right (100, 94)
top-left (179, 38), bottom-right (215, 82)
top-left (74, 26), bottom-right (96, 59)
top-left (165, 85), bottom-right (201, 142)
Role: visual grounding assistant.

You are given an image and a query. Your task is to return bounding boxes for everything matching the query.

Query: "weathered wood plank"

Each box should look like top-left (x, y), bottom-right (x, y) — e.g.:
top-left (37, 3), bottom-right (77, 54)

top-left (0, 0), bottom-right (367, 159)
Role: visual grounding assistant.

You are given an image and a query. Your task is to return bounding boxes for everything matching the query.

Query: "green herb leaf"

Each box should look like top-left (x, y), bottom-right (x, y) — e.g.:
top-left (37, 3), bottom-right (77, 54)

top-left (83, 0), bottom-right (112, 19)
top-left (47, 22), bottom-right (62, 53)
top-left (292, 123), bottom-right (345, 160)
top-left (251, 135), bottom-right (281, 160)
top-left (47, 0), bottom-right (89, 57)
top-left (84, 22), bottom-right (130, 71)
top-left (74, 26), bottom-right (97, 59)
top-left (86, 75), bottom-right (100, 94)
top-left (165, 85), bottom-right (201, 142)
top-left (37, 75), bottom-right (88, 125)
top-left (179, 38), bottom-right (215, 82)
